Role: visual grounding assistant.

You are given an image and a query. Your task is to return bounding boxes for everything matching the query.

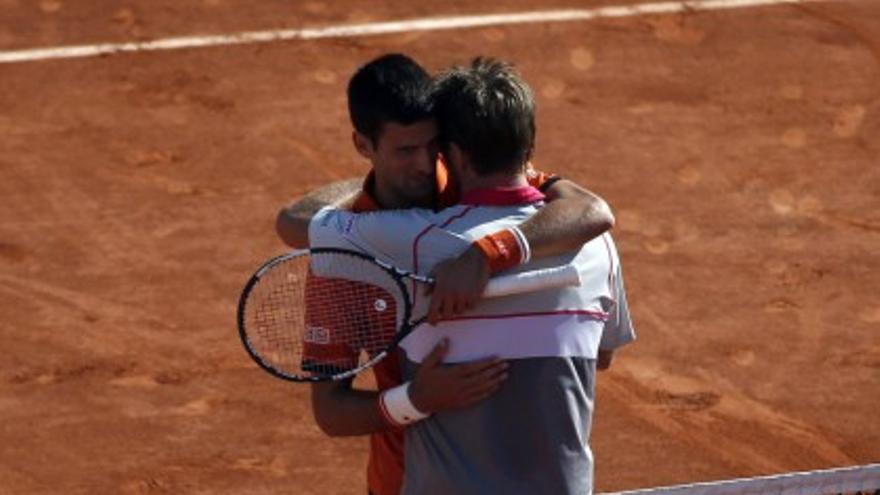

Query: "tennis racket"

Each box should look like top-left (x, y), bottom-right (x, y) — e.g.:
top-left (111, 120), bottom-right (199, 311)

top-left (237, 247), bottom-right (581, 382)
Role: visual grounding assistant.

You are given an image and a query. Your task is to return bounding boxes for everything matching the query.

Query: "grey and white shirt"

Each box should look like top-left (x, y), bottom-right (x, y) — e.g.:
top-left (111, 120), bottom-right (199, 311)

top-left (309, 191), bottom-right (635, 495)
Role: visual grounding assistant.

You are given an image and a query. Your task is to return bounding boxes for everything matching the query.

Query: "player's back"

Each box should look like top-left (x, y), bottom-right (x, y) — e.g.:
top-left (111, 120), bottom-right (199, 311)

top-left (400, 354), bottom-right (598, 495)
top-left (395, 209), bottom-right (632, 495)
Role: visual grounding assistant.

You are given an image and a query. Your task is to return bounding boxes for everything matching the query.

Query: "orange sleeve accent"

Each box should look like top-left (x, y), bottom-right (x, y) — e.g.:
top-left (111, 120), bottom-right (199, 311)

top-left (474, 229), bottom-right (523, 275)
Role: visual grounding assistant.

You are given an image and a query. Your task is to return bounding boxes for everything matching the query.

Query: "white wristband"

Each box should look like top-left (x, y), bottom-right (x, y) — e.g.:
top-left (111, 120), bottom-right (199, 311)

top-left (508, 225), bottom-right (531, 265)
top-left (379, 382), bottom-right (430, 427)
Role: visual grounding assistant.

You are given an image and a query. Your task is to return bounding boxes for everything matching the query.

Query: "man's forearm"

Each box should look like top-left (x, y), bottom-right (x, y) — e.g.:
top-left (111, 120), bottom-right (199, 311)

top-left (311, 382), bottom-right (391, 437)
top-left (426, 179), bottom-right (614, 321)
top-left (276, 178), bottom-right (362, 248)
top-left (310, 340), bottom-right (511, 436)
top-left (519, 179), bottom-right (614, 258)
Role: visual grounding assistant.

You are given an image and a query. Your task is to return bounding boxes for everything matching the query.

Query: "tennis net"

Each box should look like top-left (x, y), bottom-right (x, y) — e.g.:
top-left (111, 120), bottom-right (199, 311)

top-left (603, 464), bottom-right (880, 495)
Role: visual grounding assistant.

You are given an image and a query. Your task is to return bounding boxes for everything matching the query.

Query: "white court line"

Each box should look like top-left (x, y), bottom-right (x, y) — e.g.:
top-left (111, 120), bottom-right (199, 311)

top-left (0, 0), bottom-right (819, 64)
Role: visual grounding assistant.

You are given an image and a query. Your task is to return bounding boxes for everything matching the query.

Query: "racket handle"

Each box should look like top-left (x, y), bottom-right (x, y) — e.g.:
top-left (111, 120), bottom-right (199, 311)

top-left (484, 264), bottom-right (581, 298)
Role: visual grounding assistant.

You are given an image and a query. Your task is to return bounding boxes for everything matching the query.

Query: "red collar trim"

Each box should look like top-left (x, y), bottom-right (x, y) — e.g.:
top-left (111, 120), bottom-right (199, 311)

top-left (351, 172), bottom-right (380, 213)
top-left (459, 186), bottom-right (545, 206)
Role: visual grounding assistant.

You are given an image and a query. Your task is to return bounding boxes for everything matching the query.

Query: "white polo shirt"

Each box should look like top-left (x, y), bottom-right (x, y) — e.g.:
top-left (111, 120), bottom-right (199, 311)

top-left (308, 187), bottom-right (634, 363)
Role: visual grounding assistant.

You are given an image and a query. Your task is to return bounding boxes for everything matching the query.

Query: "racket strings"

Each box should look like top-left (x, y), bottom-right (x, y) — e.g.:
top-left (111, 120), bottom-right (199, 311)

top-left (243, 252), bottom-right (406, 379)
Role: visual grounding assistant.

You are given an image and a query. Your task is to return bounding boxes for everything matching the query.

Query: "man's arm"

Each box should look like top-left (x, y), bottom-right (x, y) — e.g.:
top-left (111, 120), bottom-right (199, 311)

top-left (523, 179), bottom-right (615, 258)
top-left (276, 178), bottom-right (362, 248)
top-left (427, 179), bottom-right (614, 322)
top-left (310, 380), bottom-right (387, 436)
top-left (310, 340), bottom-right (508, 436)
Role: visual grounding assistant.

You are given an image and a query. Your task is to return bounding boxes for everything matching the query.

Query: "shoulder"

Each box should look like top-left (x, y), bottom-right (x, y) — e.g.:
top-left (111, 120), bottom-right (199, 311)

top-left (438, 204), bottom-right (538, 240)
top-left (309, 206), bottom-right (443, 263)
top-left (308, 206), bottom-right (359, 249)
top-left (310, 206), bottom-right (430, 234)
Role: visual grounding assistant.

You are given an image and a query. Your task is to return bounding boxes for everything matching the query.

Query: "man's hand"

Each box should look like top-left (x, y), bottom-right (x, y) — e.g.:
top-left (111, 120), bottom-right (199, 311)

top-left (426, 246), bottom-right (490, 324)
top-left (408, 338), bottom-right (508, 413)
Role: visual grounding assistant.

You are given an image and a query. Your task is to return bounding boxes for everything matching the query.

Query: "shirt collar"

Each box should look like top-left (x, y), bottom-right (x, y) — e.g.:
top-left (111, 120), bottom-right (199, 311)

top-left (352, 159), bottom-right (456, 212)
top-left (459, 186), bottom-right (545, 206)
top-left (351, 172), bottom-right (380, 213)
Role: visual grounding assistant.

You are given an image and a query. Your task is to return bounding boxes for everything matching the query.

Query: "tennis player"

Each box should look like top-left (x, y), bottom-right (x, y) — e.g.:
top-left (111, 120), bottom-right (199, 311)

top-left (276, 54), bottom-right (618, 495)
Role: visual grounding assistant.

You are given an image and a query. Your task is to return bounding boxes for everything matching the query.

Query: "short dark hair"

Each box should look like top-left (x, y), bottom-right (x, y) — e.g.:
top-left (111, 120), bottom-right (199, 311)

top-left (431, 57), bottom-right (536, 176)
top-left (347, 53), bottom-right (433, 144)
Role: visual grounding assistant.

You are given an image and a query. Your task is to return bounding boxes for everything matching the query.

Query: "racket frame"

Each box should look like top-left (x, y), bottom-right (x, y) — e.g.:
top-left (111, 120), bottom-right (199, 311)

top-left (237, 247), bottom-right (418, 383)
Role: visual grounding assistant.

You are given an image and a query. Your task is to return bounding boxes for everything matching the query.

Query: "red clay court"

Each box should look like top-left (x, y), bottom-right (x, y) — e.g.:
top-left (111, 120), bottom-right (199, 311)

top-left (0, 0), bottom-right (878, 493)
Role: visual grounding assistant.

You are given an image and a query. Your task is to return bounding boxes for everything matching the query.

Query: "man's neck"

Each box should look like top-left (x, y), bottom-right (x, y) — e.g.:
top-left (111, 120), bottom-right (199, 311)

top-left (459, 172), bottom-right (528, 196)
top-left (369, 173), bottom-right (405, 209)
top-left (372, 177), bottom-right (432, 209)
top-left (373, 185), bottom-right (400, 209)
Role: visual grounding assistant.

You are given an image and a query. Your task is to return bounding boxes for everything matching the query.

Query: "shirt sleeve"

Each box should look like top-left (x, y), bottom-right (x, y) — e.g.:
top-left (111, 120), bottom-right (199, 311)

top-left (304, 208), bottom-right (413, 371)
top-left (309, 206), bottom-right (360, 249)
top-left (599, 262), bottom-right (636, 351)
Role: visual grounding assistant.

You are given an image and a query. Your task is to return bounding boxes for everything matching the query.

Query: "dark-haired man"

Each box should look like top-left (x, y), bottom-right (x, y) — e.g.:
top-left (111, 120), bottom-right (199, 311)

top-left (277, 54), bottom-right (621, 495)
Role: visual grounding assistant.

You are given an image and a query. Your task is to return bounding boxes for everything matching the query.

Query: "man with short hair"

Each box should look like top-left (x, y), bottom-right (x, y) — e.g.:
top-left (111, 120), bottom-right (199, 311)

top-left (277, 54), bottom-right (622, 495)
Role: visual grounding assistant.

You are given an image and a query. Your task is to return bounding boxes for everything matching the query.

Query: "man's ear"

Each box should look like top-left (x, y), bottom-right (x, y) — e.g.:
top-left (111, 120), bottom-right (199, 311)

top-left (352, 131), bottom-right (374, 160)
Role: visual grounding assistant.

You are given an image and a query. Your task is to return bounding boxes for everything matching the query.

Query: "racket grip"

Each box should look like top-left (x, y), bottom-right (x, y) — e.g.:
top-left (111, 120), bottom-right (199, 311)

top-left (483, 264), bottom-right (581, 298)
